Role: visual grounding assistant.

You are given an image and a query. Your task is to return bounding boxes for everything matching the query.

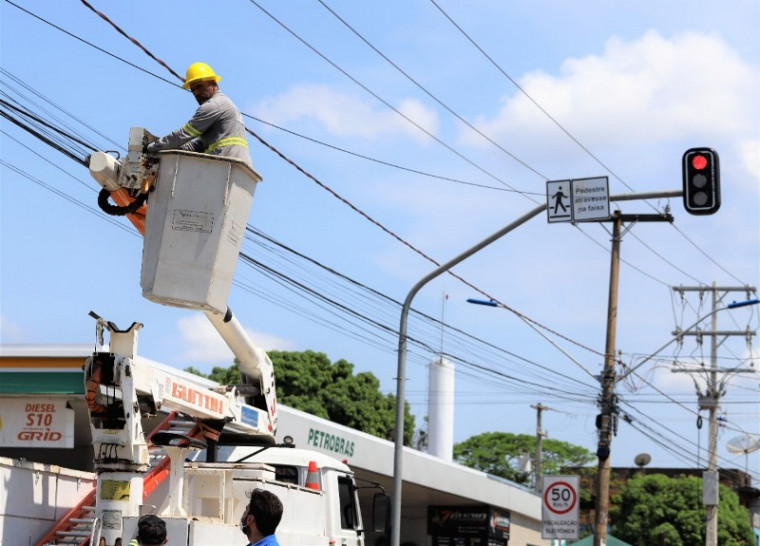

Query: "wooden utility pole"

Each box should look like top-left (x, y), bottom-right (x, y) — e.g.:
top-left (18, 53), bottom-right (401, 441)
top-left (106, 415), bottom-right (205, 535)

top-left (593, 212), bottom-right (622, 546)
top-left (531, 403), bottom-right (549, 492)
top-left (594, 211), bottom-right (673, 546)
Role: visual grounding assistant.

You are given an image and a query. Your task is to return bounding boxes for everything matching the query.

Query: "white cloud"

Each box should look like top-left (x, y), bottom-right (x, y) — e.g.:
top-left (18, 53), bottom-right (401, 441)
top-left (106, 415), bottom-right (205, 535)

top-left (175, 314), bottom-right (296, 365)
top-left (464, 30), bottom-right (760, 149)
top-left (738, 138), bottom-right (760, 183)
top-left (0, 315), bottom-right (24, 343)
top-left (254, 84), bottom-right (438, 143)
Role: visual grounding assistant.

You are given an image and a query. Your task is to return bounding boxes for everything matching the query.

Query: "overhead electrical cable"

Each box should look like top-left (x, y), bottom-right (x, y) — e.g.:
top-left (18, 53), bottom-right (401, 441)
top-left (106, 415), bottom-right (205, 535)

top-left (669, 223), bottom-right (748, 285)
top-left (0, 102), bottom-right (89, 166)
top-left (77, 0), bottom-right (184, 82)
top-left (246, 115), bottom-right (539, 194)
top-left (244, 227), bottom-right (598, 390)
top-left (27, 0), bottom-right (620, 370)
top-left (3, 1), bottom-right (179, 89)
top-left (1, 130), bottom-right (107, 197)
top-left (0, 98), bottom-right (98, 157)
top-left (7, 93), bottom-right (749, 474)
top-left (243, 0), bottom-right (530, 196)
top-left (307, 1), bottom-right (737, 294)
top-left (10, 0), bottom-right (725, 296)
top-left (621, 399), bottom-right (759, 481)
top-left (14, 1), bottom-right (744, 442)
top-left (3, 1), bottom-right (534, 197)
top-left (428, 0), bottom-right (632, 194)
top-left (315, 0), bottom-right (547, 187)
top-left (0, 158), bottom-right (136, 237)
top-left (428, 0), bottom-right (751, 285)
top-left (628, 228), bottom-right (704, 285)
top-left (1, 68), bottom-right (122, 152)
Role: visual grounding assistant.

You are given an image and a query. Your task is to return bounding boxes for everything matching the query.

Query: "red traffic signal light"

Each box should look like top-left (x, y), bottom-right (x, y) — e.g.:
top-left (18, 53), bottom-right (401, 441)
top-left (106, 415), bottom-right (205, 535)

top-left (682, 147), bottom-right (720, 215)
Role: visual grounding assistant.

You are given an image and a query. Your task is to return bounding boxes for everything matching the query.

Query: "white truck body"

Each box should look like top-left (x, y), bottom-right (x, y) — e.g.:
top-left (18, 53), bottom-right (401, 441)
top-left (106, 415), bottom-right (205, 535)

top-left (76, 322), bottom-right (377, 546)
top-left (119, 460), bottom-right (353, 545)
top-left (4, 132), bottom-right (392, 545)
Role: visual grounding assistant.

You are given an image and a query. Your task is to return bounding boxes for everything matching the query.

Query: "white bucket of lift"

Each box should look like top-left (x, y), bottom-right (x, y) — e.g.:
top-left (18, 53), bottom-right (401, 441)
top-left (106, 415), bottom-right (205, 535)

top-left (140, 151), bottom-right (262, 315)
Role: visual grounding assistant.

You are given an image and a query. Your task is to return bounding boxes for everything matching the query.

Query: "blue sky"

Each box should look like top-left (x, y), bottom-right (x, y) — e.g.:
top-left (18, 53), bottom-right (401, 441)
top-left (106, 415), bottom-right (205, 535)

top-left (1, 1), bottom-right (758, 480)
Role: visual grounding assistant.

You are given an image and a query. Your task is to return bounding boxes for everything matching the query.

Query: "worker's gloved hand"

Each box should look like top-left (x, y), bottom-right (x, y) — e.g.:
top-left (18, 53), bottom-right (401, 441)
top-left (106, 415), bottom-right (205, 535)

top-left (144, 142), bottom-right (158, 154)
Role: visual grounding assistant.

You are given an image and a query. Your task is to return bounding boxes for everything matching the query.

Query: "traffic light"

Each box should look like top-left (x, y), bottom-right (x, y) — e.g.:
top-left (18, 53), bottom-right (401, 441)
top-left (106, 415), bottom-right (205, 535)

top-left (682, 147), bottom-right (720, 215)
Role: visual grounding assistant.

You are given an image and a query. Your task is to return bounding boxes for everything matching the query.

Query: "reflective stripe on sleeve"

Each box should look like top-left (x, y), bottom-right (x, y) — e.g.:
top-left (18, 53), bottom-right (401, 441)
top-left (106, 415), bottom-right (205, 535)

top-left (183, 122), bottom-right (202, 137)
top-left (204, 137), bottom-right (249, 153)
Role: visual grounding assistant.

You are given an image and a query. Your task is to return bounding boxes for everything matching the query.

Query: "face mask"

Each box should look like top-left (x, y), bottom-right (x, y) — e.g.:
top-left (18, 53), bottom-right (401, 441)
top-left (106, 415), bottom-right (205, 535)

top-left (240, 513), bottom-right (250, 536)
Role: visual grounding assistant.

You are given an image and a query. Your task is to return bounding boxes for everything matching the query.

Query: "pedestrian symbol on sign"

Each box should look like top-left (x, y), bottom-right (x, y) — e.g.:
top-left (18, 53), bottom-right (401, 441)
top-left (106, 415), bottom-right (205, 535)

top-left (546, 180), bottom-right (572, 223)
top-left (552, 186), bottom-right (568, 214)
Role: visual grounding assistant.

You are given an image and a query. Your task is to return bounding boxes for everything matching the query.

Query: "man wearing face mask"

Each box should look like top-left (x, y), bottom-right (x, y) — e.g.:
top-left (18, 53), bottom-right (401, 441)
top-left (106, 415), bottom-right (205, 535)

top-left (146, 62), bottom-right (252, 167)
top-left (240, 488), bottom-right (283, 546)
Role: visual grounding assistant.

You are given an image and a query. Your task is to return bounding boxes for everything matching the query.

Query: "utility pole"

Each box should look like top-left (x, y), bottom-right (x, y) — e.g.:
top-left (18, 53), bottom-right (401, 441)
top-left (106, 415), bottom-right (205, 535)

top-left (594, 211), bottom-right (673, 546)
top-left (671, 283), bottom-right (757, 546)
top-left (594, 212), bottom-right (622, 546)
top-left (531, 403), bottom-right (549, 492)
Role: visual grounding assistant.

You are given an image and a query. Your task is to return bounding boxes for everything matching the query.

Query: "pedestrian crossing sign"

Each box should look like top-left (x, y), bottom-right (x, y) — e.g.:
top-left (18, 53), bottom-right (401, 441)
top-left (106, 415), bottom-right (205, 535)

top-left (547, 180), bottom-right (572, 223)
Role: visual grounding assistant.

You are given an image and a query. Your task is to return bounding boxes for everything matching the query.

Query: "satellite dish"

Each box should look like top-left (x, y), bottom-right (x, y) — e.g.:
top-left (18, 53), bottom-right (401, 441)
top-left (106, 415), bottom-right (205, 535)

top-left (726, 434), bottom-right (760, 455)
top-left (634, 453), bottom-right (651, 467)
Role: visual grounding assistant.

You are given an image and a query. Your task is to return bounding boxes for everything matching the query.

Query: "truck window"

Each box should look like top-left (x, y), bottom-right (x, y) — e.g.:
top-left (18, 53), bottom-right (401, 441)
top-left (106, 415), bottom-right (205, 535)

top-left (337, 476), bottom-right (358, 529)
top-left (270, 464), bottom-right (299, 484)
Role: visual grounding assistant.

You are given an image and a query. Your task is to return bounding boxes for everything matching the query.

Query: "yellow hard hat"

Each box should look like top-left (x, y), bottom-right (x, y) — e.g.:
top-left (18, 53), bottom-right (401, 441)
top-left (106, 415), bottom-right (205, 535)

top-left (183, 62), bottom-right (221, 90)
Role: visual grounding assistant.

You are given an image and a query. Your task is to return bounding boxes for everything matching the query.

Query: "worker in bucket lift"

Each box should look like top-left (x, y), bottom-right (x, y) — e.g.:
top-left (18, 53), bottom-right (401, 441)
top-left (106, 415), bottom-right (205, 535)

top-left (240, 488), bottom-right (283, 546)
top-left (145, 62), bottom-right (252, 167)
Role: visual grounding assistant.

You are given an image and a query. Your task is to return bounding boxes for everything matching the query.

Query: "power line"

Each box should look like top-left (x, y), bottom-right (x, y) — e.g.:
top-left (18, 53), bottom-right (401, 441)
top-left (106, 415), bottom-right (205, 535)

top-left (246, 115), bottom-right (540, 194)
top-left (4, 0), bottom-right (756, 472)
top-left (316, 0), bottom-right (547, 185)
top-left (244, 0), bottom-right (532, 197)
top-left (9, 0), bottom-right (747, 293)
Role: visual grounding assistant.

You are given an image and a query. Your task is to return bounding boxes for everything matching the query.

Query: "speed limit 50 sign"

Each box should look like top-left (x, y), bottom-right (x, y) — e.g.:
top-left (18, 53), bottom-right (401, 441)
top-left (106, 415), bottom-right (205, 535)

top-left (541, 476), bottom-right (579, 539)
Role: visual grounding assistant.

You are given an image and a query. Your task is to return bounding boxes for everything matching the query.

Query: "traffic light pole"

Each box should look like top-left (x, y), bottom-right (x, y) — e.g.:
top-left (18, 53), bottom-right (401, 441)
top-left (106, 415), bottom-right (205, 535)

top-left (593, 211), bottom-right (673, 546)
top-left (391, 190), bottom-right (681, 546)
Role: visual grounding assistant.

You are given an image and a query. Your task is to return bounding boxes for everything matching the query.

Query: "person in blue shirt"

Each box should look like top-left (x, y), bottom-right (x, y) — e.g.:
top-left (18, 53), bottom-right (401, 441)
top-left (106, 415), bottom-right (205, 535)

top-left (240, 489), bottom-right (283, 546)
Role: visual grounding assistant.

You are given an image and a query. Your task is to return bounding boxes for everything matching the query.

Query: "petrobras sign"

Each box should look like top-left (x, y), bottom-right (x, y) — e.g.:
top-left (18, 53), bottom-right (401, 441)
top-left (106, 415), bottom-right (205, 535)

top-left (306, 427), bottom-right (355, 458)
top-left (0, 397), bottom-right (75, 448)
top-left (276, 406), bottom-right (366, 464)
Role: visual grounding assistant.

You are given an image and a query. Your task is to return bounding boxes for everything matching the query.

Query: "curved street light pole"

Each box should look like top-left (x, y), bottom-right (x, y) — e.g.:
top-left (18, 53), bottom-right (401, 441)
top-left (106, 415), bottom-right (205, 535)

top-left (391, 202), bottom-right (546, 546)
top-left (390, 189), bottom-right (683, 546)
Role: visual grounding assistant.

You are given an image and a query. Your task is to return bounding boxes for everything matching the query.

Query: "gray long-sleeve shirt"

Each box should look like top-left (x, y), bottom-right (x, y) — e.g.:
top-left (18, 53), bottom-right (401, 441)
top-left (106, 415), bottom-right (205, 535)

top-left (147, 91), bottom-right (252, 166)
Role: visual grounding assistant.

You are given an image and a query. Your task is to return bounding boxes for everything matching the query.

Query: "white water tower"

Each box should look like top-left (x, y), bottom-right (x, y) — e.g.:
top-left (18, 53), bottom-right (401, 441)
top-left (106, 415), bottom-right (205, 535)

top-left (427, 356), bottom-right (455, 462)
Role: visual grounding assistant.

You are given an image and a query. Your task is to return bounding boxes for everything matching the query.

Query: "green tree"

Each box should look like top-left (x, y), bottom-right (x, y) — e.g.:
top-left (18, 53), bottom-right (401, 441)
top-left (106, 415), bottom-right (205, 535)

top-left (206, 365), bottom-right (242, 385)
top-left (452, 431), bottom-right (594, 485)
top-left (611, 474), bottom-right (755, 546)
top-left (187, 350), bottom-right (415, 444)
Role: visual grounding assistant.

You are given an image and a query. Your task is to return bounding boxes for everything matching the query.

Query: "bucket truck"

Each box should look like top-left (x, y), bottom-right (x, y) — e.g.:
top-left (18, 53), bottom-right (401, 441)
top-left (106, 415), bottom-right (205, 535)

top-left (30, 129), bottom-right (390, 545)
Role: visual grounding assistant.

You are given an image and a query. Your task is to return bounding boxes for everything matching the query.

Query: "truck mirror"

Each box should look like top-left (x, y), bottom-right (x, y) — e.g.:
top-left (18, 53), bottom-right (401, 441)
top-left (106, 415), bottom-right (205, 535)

top-left (372, 492), bottom-right (391, 533)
